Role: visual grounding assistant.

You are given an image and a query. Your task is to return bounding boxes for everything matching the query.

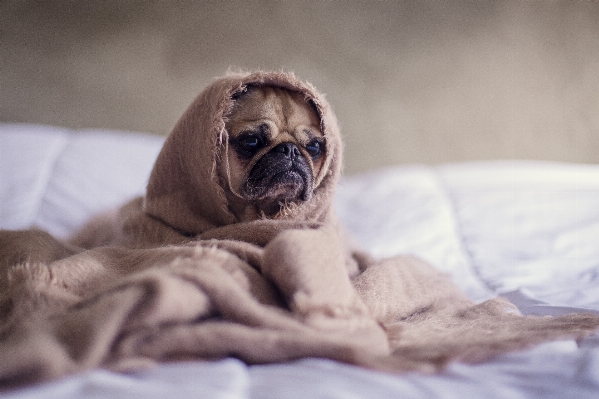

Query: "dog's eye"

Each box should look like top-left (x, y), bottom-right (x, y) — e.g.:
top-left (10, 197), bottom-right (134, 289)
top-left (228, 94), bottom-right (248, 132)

top-left (240, 136), bottom-right (260, 149)
top-left (235, 134), bottom-right (265, 157)
top-left (305, 140), bottom-right (323, 159)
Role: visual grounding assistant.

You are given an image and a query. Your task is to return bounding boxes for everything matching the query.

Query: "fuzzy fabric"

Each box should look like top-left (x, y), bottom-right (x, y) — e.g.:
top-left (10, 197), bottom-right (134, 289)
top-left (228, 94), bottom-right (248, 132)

top-left (1, 71), bottom-right (598, 388)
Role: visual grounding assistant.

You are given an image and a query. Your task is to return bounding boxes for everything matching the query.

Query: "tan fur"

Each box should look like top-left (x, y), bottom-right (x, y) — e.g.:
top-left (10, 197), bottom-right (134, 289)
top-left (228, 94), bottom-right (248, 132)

top-left (0, 71), bottom-right (598, 387)
top-left (222, 86), bottom-right (325, 221)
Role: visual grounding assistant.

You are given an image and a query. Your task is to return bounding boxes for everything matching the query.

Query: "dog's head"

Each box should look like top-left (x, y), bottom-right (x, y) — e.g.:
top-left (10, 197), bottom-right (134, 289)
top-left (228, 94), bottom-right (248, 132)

top-left (222, 86), bottom-right (326, 219)
top-left (144, 71), bottom-right (342, 236)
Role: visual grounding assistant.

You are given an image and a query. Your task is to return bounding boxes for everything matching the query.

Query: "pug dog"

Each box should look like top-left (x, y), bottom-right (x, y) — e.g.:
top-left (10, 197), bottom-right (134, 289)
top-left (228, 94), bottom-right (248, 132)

top-left (221, 86), bottom-right (327, 221)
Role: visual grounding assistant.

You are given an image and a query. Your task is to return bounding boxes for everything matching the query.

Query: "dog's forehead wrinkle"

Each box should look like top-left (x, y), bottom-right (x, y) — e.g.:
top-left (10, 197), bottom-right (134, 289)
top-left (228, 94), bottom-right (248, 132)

top-left (240, 120), bottom-right (273, 138)
top-left (261, 87), bottom-right (318, 136)
top-left (229, 86), bottom-right (321, 144)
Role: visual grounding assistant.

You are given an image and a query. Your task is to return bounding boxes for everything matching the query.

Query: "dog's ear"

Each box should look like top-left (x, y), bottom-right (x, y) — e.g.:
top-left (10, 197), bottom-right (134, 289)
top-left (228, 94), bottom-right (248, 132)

top-left (231, 85), bottom-right (252, 100)
top-left (231, 89), bottom-right (245, 100)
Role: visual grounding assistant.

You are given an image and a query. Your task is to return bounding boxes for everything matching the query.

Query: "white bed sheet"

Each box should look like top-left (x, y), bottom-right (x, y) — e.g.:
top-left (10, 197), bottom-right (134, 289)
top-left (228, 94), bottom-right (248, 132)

top-left (1, 123), bottom-right (598, 398)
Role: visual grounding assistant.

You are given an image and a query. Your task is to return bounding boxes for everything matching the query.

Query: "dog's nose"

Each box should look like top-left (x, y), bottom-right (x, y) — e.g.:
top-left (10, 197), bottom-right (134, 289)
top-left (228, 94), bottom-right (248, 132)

top-left (274, 142), bottom-right (301, 159)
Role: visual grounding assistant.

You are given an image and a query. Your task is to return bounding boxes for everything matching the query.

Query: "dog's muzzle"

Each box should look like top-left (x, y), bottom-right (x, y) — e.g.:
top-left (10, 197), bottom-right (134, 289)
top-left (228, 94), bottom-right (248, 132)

top-left (242, 142), bottom-right (314, 202)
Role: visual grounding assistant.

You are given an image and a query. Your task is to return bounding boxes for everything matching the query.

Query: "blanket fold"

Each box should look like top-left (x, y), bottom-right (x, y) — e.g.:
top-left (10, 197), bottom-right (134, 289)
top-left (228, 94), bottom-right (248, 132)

top-left (1, 71), bottom-right (598, 387)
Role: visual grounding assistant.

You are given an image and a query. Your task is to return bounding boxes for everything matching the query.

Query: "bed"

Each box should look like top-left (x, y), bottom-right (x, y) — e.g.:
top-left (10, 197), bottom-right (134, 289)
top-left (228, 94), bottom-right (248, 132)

top-left (1, 123), bottom-right (598, 398)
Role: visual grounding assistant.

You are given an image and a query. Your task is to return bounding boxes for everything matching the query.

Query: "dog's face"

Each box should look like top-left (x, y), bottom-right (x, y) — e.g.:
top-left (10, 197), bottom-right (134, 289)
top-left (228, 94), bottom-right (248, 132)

top-left (223, 86), bottom-right (326, 219)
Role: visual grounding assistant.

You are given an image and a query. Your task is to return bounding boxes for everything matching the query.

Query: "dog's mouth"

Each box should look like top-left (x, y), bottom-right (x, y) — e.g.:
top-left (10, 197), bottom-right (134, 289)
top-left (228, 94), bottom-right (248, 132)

top-left (266, 169), bottom-right (307, 198)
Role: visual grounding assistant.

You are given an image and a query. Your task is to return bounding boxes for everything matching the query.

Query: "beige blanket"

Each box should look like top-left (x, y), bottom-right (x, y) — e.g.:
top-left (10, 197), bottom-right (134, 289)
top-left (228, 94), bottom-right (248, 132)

top-left (1, 71), bottom-right (598, 387)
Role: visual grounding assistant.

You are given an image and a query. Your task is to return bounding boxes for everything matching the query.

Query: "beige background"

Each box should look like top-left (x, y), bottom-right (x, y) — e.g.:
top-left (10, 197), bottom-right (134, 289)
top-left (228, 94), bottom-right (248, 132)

top-left (1, 0), bottom-right (598, 174)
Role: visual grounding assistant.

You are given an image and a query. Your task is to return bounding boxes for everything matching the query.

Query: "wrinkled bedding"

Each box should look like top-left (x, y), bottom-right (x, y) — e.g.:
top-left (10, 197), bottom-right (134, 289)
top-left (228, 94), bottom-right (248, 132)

top-left (1, 123), bottom-right (598, 398)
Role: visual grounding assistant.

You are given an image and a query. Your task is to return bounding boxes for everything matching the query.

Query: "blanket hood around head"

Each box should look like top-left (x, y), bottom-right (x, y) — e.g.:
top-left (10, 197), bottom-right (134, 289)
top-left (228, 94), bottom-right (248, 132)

top-left (140, 71), bottom-right (342, 241)
top-left (1, 71), bottom-right (599, 388)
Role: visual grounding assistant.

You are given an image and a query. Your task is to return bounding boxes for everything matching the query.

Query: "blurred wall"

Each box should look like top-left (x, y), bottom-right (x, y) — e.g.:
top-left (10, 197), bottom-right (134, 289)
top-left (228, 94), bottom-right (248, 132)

top-left (1, 0), bottom-right (598, 174)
